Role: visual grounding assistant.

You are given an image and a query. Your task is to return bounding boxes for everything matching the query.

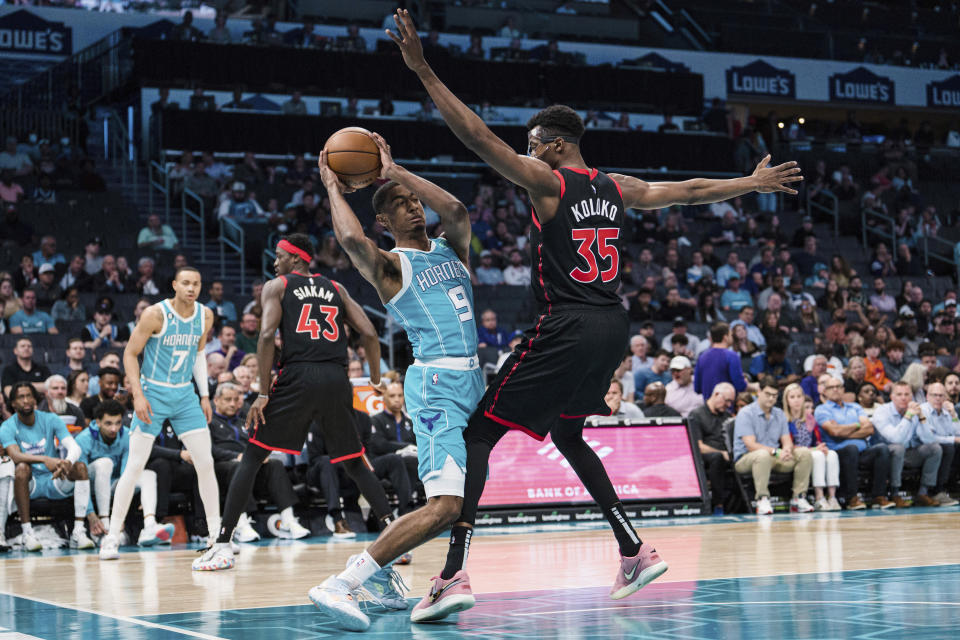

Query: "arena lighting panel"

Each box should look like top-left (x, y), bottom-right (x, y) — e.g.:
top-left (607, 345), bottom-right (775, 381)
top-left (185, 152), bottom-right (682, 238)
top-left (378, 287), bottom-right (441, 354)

top-left (479, 418), bottom-right (706, 509)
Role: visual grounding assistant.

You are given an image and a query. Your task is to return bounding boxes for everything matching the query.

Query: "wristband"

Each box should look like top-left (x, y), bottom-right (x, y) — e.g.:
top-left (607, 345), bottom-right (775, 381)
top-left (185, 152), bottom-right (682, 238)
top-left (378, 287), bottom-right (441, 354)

top-left (905, 412), bottom-right (914, 419)
top-left (258, 393), bottom-right (269, 400)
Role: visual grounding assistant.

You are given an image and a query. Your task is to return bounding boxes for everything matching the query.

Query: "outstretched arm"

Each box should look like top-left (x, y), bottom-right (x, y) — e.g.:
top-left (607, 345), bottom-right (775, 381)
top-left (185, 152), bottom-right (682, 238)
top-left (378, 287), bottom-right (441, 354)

top-left (318, 150), bottom-right (401, 302)
top-left (387, 9), bottom-right (558, 200)
top-left (369, 132), bottom-right (472, 263)
top-left (610, 155), bottom-right (803, 209)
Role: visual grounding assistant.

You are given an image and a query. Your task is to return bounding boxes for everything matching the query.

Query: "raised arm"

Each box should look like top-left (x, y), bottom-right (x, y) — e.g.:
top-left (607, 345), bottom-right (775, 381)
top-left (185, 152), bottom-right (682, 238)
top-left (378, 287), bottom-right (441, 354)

top-left (318, 150), bottom-right (402, 303)
top-left (387, 9), bottom-right (558, 200)
top-left (609, 155), bottom-right (802, 209)
top-left (369, 132), bottom-right (472, 263)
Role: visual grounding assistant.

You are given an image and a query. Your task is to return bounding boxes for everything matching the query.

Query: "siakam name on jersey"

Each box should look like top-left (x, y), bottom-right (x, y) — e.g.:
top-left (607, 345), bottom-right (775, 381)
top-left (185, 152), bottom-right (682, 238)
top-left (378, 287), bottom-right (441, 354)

top-left (292, 284), bottom-right (335, 302)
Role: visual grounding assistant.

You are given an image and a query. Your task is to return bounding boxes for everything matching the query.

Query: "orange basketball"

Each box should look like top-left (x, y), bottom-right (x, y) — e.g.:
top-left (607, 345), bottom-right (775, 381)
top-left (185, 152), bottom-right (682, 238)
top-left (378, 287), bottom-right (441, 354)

top-left (323, 127), bottom-right (382, 189)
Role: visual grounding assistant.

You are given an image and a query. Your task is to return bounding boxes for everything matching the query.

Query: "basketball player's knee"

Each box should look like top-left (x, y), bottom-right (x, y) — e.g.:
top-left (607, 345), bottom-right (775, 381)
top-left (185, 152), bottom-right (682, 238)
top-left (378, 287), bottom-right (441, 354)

top-left (14, 462), bottom-right (31, 481)
top-left (463, 416), bottom-right (507, 448)
top-left (431, 495), bottom-right (463, 527)
top-left (341, 457), bottom-right (365, 478)
top-left (90, 457), bottom-right (114, 477)
top-left (71, 461), bottom-right (88, 480)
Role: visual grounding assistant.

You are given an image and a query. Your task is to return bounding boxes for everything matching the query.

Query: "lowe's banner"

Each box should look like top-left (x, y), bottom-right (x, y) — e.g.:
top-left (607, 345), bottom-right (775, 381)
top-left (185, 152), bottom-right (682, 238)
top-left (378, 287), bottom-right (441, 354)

top-left (726, 60), bottom-right (796, 99)
top-left (829, 66), bottom-right (895, 105)
top-left (928, 75), bottom-right (960, 109)
top-left (0, 9), bottom-right (71, 56)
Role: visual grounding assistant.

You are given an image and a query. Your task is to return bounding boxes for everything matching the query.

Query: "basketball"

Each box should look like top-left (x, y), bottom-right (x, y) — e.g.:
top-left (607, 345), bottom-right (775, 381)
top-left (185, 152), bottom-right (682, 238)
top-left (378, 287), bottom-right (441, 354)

top-left (323, 127), bottom-right (382, 189)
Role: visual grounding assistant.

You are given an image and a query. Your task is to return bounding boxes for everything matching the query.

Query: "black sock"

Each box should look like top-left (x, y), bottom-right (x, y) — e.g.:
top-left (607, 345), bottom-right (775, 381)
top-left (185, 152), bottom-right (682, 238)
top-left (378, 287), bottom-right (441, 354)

top-left (604, 502), bottom-right (642, 557)
top-left (341, 457), bottom-right (393, 521)
top-left (552, 418), bottom-right (642, 556)
top-left (217, 443), bottom-right (270, 544)
top-left (440, 525), bottom-right (472, 580)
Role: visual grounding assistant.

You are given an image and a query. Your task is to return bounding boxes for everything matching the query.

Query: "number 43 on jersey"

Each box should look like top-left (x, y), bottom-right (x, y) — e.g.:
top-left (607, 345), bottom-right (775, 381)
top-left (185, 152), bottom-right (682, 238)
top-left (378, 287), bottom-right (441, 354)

top-left (295, 304), bottom-right (339, 341)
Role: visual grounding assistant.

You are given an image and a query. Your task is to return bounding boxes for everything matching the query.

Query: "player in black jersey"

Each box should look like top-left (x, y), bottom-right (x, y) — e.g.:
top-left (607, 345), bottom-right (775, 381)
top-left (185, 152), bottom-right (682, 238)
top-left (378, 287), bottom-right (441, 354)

top-left (387, 9), bottom-right (804, 616)
top-left (193, 234), bottom-right (399, 576)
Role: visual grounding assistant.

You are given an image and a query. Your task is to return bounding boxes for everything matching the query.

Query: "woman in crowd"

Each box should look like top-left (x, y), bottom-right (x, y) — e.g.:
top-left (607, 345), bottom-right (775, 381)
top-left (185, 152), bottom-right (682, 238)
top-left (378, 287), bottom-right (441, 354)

top-left (843, 356), bottom-right (867, 402)
top-left (783, 384), bottom-right (840, 511)
top-left (856, 382), bottom-right (881, 417)
top-left (901, 362), bottom-right (928, 403)
top-left (51, 287), bottom-right (86, 322)
top-left (66, 370), bottom-right (90, 408)
top-left (698, 290), bottom-right (725, 324)
top-left (818, 279), bottom-right (846, 313)
top-left (760, 309), bottom-right (789, 344)
top-left (798, 300), bottom-right (822, 333)
top-left (731, 323), bottom-right (759, 369)
top-left (128, 298), bottom-right (151, 335)
top-left (829, 254), bottom-right (856, 289)
top-left (0, 277), bottom-right (21, 319)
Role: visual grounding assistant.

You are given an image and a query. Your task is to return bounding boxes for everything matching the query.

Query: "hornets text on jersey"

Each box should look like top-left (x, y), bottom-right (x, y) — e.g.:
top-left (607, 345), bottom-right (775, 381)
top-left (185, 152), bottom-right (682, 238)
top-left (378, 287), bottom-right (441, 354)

top-left (385, 238), bottom-right (478, 360)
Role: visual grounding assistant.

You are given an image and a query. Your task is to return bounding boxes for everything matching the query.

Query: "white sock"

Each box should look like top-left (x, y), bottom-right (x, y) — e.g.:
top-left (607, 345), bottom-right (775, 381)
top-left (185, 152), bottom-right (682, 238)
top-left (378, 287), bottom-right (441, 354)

top-left (280, 506), bottom-right (296, 528)
top-left (100, 516), bottom-right (110, 532)
top-left (21, 522), bottom-right (33, 535)
top-left (73, 479), bottom-right (90, 520)
top-left (73, 519), bottom-right (86, 534)
top-left (336, 550), bottom-right (380, 591)
top-left (144, 515), bottom-right (157, 529)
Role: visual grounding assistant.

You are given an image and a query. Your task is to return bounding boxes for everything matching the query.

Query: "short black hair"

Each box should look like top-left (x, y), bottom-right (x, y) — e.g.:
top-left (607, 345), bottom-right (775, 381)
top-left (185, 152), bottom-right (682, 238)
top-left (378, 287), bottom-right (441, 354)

top-left (174, 265), bottom-right (201, 280)
top-left (219, 323), bottom-right (236, 336)
top-left (757, 375), bottom-right (779, 392)
top-left (918, 342), bottom-right (938, 358)
top-left (526, 105), bottom-right (585, 139)
top-left (98, 366), bottom-right (122, 381)
top-left (281, 233), bottom-right (314, 261)
top-left (372, 180), bottom-right (401, 216)
top-left (94, 399), bottom-right (125, 421)
top-left (767, 339), bottom-right (788, 356)
top-left (653, 349), bottom-right (671, 359)
top-left (7, 381), bottom-right (40, 406)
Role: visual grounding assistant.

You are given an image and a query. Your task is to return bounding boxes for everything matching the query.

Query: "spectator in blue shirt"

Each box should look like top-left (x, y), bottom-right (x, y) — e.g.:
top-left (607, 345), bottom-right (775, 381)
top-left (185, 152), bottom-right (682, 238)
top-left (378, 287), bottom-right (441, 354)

top-left (919, 382), bottom-right (960, 505)
top-left (8, 289), bottom-right (57, 335)
top-left (730, 306), bottom-right (765, 349)
top-left (800, 355), bottom-right (827, 404)
top-left (694, 323), bottom-right (748, 400)
top-left (720, 275), bottom-right (753, 312)
top-left (733, 376), bottom-right (814, 515)
top-left (206, 280), bottom-right (238, 323)
top-left (715, 251), bottom-right (739, 288)
top-left (79, 400), bottom-right (174, 546)
top-left (814, 374), bottom-right (892, 509)
top-left (0, 382), bottom-right (94, 551)
top-left (31, 235), bottom-right (65, 269)
top-left (634, 350), bottom-right (671, 391)
top-left (870, 382), bottom-right (942, 507)
top-left (748, 340), bottom-right (799, 389)
top-left (477, 309), bottom-right (510, 349)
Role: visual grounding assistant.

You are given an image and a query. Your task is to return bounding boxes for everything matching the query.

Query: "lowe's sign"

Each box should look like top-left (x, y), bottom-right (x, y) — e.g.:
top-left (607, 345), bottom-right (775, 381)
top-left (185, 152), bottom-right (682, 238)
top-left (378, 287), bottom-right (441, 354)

top-left (927, 75), bottom-right (960, 108)
top-left (726, 60), bottom-right (795, 99)
top-left (829, 66), bottom-right (895, 104)
top-left (0, 9), bottom-right (71, 55)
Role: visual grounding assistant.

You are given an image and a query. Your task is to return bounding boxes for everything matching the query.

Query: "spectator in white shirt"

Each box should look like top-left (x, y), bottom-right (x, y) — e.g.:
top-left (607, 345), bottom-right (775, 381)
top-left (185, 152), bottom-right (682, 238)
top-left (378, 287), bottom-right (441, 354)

top-left (602, 379), bottom-right (644, 420)
top-left (502, 250), bottom-right (531, 286)
top-left (665, 356), bottom-right (703, 418)
top-left (630, 335), bottom-right (653, 372)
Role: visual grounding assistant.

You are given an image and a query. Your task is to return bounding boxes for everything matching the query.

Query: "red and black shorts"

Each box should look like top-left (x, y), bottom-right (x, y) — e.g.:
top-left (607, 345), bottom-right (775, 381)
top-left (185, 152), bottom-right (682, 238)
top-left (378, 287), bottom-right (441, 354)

top-left (477, 305), bottom-right (629, 440)
top-left (251, 361), bottom-right (363, 462)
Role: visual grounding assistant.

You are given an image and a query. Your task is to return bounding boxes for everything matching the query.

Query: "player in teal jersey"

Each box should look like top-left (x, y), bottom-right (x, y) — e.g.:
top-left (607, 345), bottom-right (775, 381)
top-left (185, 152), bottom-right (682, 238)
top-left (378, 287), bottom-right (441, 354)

top-left (308, 134), bottom-right (484, 630)
top-left (99, 266), bottom-right (222, 560)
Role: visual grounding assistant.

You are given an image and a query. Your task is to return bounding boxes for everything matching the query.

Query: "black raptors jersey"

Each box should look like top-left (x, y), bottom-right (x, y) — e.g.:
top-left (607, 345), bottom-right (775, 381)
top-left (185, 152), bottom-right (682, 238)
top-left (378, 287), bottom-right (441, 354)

top-left (530, 167), bottom-right (626, 308)
top-left (277, 272), bottom-right (348, 367)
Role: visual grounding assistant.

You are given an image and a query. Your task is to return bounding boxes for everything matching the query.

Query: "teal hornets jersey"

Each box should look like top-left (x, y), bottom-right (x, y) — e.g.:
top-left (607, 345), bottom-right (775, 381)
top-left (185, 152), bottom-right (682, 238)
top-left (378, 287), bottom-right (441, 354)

top-left (385, 238), bottom-right (478, 360)
top-left (141, 300), bottom-right (205, 386)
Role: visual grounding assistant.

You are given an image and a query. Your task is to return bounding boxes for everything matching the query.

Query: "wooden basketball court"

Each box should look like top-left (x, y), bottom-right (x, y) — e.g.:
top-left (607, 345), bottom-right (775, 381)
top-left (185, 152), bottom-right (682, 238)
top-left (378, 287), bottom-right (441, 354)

top-left (0, 508), bottom-right (958, 638)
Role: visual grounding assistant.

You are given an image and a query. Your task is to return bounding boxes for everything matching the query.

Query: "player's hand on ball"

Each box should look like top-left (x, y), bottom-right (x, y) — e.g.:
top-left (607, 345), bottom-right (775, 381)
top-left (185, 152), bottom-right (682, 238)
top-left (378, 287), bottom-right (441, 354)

top-left (246, 395), bottom-right (269, 431)
top-left (369, 132), bottom-right (395, 179)
top-left (387, 9), bottom-right (428, 73)
top-left (134, 394), bottom-right (153, 424)
top-left (317, 150), bottom-right (356, 194)
top-left (752, 154), bottom-right (803, 194)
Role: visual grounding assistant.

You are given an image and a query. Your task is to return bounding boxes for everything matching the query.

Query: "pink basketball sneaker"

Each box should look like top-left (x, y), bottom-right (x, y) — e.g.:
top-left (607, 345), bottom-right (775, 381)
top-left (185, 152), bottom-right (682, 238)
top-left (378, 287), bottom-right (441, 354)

top-left (609, 543), bottom-right (669, 600)
top-left (410, 570), bottom-right (476, 623)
